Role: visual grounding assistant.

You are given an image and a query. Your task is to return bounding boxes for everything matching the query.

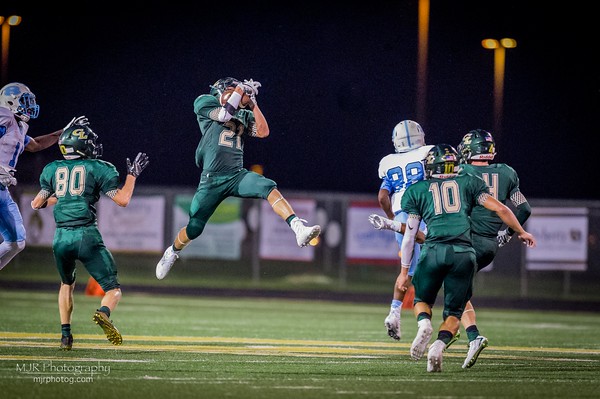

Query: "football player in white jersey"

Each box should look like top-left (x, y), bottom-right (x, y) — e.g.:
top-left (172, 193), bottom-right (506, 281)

top-left (368, 120), bottom-right (432, 341)
top-left (0, 82), bottom-right (81, 270)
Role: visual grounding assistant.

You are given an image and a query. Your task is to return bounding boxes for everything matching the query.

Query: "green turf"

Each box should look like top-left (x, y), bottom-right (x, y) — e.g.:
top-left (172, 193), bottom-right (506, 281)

top-left (0, 289), bottom-right (599, 399)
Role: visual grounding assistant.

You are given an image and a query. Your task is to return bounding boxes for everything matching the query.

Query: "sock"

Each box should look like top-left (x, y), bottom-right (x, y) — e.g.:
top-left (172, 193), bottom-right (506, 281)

top-left (391, 299), bottom-right (402, 310)
top-left (61, 324), bottom-right (71, 337)
top-left (437, 330), bottom-right (453, 345)
top-left (171, 244), bottom-right (181, 253)
top-left (466, 325), bottom-right (480, 342)
top-left (286, 215), bottom-right (297, 226)
top-left (97, 306), bottom-right (111, 318)
top-left (417, 312), bottom-right (431, 322)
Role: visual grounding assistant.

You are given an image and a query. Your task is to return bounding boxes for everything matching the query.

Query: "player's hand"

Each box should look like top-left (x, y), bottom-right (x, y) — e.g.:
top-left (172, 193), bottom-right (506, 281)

top-left (368, 214), bottom-right (385, 229)
top-left (496, 228), bottom-right (512, 247)
top-left (63, 115), bottom-right (89, 131)
top-left (238, 79), bottom-right (261, 97)
top-left (243, 79), bottom-right (261, 95)
top-left (127, 152), bottom-right (150, 178)
top-left (0, 166), bottom-right (16, 187)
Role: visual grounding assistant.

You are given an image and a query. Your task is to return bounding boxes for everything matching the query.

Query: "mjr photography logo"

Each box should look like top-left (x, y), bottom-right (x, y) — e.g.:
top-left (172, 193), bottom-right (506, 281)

top-left (16, 360), bottom-right (110, 385)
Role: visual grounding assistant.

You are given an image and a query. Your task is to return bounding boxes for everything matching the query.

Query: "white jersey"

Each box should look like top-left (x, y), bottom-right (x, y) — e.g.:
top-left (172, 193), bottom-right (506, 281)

top-left (0, 107), bottom-right (31, 172)
top-left (378, 145), bottom-right (433, 213)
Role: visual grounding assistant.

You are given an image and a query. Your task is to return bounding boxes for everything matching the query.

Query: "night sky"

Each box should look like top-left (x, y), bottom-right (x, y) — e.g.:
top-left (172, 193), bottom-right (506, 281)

top-left (3, 2), bottom-right (597, 200)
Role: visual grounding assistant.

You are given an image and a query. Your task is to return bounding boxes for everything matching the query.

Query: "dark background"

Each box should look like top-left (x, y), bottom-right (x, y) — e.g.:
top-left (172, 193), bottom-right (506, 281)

top-left (3, 2), bottom-right (597, 200)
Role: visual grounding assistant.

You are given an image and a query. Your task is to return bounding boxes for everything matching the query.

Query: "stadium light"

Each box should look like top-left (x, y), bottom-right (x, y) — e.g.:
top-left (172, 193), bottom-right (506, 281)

top-left (482, 37), bottom-right (517, 137)
top-left (1, 15), bottom-right (22, 85)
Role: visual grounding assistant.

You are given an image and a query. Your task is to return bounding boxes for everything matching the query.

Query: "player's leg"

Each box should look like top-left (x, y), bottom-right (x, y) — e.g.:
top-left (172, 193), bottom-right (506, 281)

top-left (0, 192), bottom-right (26, 270)
top-left (459, 234), bottom-right (495, 358)
top-left (58, 283), bottom-right (75, 350)
top-left (385, 212), bottom-right (421, 340)
top-left (156, 177), bottom-right (222, 279)
top-left (80, 226), bottom-right (123, 345)
top-left (53, 231), bottom-right (77, 350)
top-left (236, 170), bottom-right (321, 247)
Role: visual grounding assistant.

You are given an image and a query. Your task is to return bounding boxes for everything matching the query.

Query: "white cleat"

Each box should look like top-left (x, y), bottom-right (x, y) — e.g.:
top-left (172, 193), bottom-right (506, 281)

top-left (462, 335), bottom-right (489, 369)
top-left (427, 339), bottom-right (446, 372)
top-left (291, 218), bottom-right (321, 247)
top-left (384, 308), bottom-right (401, 340)
top-left (156, 246), bottom-right (179, 280)
top-left (410, 318), bottom-right (433, 360)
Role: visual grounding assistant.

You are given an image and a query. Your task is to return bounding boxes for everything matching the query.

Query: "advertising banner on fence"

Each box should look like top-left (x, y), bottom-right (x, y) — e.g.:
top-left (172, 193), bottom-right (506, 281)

top-left (19, 193), bottom-right (165, 252)
top-left (259, 198), bottom-right (317, 261)
top-left (98, 195), bottom-right (165, 252)
top-left (173, 195), bottom-right (245, 260)
top-left (345, 201), bottom-right (399, 264)
top-left (525, 207), bottom-right (588, 271)
top-left (19, 192), bottom-right (56, 246)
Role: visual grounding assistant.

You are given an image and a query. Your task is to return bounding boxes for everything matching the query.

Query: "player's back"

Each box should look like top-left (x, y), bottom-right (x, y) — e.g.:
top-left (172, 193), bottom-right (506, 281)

top-left (41, 159), bottom-right (119, 228)
top-left (378, 145), bottom-right (433, 213)
top-left (461, 163), bottom-right (520, 237)
top-left (401, 173), bottom-right (489, 248)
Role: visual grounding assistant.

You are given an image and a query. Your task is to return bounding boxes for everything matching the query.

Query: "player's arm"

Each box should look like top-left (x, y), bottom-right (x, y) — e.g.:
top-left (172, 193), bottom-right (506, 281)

top-left (31, 190), bottom-right (57, 209)
top-left (507, 190), bottom-right (532, 234)
top-left (480, 193), bottom-right (536, 247)
top-left (397, 213), bottom-right (420, 291)
top-left (377, 188), bottom-right (394, 219)
top-left (25, 130), bottom-right (62, 152)
top-left (247, 102), bottom-right (269, 138)
top-left (109, 153), bottom-right (149, 207)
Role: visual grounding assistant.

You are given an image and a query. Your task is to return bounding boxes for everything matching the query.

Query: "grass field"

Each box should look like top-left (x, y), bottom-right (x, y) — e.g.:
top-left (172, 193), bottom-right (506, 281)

top-left (1, 289), bottom-right (599, 399)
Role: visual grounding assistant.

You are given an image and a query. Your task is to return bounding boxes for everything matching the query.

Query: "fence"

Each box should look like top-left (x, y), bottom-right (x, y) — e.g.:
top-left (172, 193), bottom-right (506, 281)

top-left (13, 185), bottom-right (600, 301)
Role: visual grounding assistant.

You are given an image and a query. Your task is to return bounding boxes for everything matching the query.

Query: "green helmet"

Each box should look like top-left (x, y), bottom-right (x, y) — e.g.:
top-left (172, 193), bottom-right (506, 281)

top-left (425, 144), bottom-right (459, 178)
top-left (209, 77), bottom-right (240, 97)
top-left (457, 129), bottom-right (496, 164)
top-left (58, 126), bottom-right (103, 160)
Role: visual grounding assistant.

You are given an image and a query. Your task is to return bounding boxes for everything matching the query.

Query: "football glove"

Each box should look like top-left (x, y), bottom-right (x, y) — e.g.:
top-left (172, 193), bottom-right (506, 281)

top-left (126, 152), bottom-right (150, 178)
top-left (243, 79), bottom-right (261, 95)
top-left (497, 228), bottom-right (513, 247)
top-left (0, 166), bottom-right (16, 188)
top-left (63, 115), bottom-right (89, 131)
top-left (238, 79), bottom-right (261, 96)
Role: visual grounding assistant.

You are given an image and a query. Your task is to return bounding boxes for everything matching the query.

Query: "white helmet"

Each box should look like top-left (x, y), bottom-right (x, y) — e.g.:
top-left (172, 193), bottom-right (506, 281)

top-left (392, 120), bottom-right (425, 153)
top-left (0, 82), bottom-right (40, 122)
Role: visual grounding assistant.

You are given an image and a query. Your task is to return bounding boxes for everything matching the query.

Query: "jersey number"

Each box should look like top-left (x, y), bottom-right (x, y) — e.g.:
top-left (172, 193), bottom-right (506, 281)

top-left (428, 180), bottom-right (461, 214)
top-left (218, 121), bottom-right (243, 149)
top-left (480, 172), bottom-right (499, 199)
top-left (54, 166), bottom-right (86, 197)
top-left (386, 161), bottom-right (425, 191)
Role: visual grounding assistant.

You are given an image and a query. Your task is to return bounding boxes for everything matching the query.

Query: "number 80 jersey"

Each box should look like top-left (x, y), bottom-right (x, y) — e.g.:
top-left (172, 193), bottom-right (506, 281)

top-left (39, 159), bottom-right (119, 228)
top-left (377, 145), bottom-right (433, 214)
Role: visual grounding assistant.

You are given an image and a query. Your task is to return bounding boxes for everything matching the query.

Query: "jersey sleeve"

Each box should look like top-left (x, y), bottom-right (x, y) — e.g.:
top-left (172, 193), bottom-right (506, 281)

top-left (400, 185), bottom-right (419, 216)
top-left (39, 163), bottom-right (55, 193)
top-left (96, 161), bottom-right (120, 194)
top-left (193, 94), bottom-right (221, 119)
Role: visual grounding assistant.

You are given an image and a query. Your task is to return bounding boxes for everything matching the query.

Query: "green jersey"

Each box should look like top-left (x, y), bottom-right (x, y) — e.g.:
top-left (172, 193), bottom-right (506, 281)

top-left (460, 163), bottom-right (521, 238)
top-left (39, 159), bottom-right (119, 228)
top-left (401, 173), bottom-right (490, 247)
top-left (193, 94), bottom-right (255, 173)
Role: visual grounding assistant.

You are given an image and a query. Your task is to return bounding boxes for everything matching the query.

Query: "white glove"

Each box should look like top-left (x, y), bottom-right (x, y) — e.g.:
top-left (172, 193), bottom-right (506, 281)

top-left (497, 228), bottom-right (513, 247)
top-left (63, 115), bottom-right (89, 131)
top-left (0, 167), bottom-right (17, 187)
top-left (368, 214), bottom-right (398, 231)
top-left (243, 79), bottom-right (261, 95)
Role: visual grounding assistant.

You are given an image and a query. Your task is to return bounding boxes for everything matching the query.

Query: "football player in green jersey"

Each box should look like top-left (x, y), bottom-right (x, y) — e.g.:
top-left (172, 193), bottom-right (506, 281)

top-left (398, 144), bottom-right (535, 372)
top-left (31, 123), bottom-right (149, 350)
top-left (455, 129), bottom-right (532, 368)
top-left (156, 77), bottom-right (321, 280)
